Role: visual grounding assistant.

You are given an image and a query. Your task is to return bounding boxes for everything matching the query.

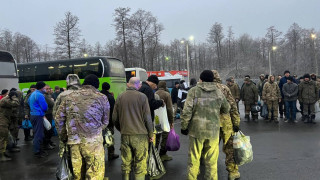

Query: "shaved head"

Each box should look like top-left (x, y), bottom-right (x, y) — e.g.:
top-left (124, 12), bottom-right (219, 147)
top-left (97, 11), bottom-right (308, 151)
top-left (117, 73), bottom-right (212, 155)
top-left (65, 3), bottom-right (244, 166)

top-left (128, 77), bottom-right (141, 89)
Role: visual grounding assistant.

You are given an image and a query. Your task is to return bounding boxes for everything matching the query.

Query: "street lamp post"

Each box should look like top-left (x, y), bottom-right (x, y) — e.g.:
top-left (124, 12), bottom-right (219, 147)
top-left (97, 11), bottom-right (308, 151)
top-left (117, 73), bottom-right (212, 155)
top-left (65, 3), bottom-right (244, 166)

top-left (181, 36), bottom-right (194, 85)
top-left (268, 46), bottom-right (277, 75)
top-left (311, 34), bottom-right (317, 75)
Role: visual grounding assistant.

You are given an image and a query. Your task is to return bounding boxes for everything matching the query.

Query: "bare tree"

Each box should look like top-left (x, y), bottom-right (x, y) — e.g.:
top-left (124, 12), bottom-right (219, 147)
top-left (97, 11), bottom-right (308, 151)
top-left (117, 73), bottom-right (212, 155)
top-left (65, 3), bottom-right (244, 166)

top-left (208, 22), bottom-right (224, 70)
top-left (54, 11), bottom-right (81, 59)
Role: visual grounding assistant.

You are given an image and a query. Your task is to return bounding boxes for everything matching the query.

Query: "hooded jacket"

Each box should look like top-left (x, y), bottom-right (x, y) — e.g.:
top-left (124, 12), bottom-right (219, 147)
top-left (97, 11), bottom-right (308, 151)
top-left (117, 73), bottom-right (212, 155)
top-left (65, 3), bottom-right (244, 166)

top-left (298, 80), bottom-right (319, 104)
top-left (181, 82), bottom-right (230, 140)
top-left (240, 80), bottom-right (258, 104)
top-left (262, 75), bottom-right (281, 101)
top-left (155, 81), bottom-right (174, 125)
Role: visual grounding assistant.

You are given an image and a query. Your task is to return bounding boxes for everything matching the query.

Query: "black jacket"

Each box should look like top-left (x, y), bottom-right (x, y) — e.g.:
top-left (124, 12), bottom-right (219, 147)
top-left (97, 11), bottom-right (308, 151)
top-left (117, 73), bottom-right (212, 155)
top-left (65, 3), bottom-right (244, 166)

top-left (171, 87), bottom-right (179, 103)
top-left (101, 89), bottom-right (115, 128)
top-left (139, 82), bottom-right (163, 121)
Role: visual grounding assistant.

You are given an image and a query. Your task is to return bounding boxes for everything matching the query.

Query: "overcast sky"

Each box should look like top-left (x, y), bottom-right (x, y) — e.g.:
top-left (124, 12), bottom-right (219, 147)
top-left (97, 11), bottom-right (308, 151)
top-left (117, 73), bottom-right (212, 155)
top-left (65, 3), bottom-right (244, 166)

top-left (1, 0), bottom-right (319, 48)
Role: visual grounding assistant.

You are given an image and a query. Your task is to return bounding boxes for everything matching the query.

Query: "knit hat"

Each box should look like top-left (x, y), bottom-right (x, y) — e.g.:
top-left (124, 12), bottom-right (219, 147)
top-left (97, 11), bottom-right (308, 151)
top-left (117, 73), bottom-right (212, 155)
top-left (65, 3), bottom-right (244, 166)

top-left (200, 70), bottom-right (214, 82)
top-left (83, 74), bottom-right (100, 89)
top-left (66, 74), bottom-right (80, 87)
top-left (284, 70), bottom-right (290, 75)
top-left (175, 82), bottom-right (179, 85)
top-left (304, 74), bottom-right (311, 79)
top-left (147, 75), bottom-right (159, 85)
top-left (226, 78), bottom-right (232, 82)
top-left (287, 76), bottom-right (293, 81)
top-left (36, 81), bottom-right (46, 90)
top-left (158, 81), bottom-right (167, 89)
top-left (102, 82), bottom-right (110, 90)
top-left (30, 85), bottom-right (36, 89)
top-left (1, 89), bottom-right (8, 95)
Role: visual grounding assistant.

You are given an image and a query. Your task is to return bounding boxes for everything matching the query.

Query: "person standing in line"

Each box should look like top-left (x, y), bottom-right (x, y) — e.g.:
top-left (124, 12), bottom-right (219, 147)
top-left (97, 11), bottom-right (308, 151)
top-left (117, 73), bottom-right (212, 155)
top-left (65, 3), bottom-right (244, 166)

top-left (171, 82), bottom-right (180, 118)
top-left (181, 70), bottom-right (230, 180)
top-left (51, 86), bottom-right (61, 101)
top-left (43, 85), bottom-right (55, 150)
top-left (101, 82), bottom-right (119, 161)
top-left (113, 77), bottom-right (154, 180)
top-left (262, 75), bottom-right (281, 123)
top-left (24, 85), bottom-right (36, 141)
top-left (298, 74), bottom-right (319, 124)
top-left (0, 91), bottom-right (19, 161)
top-left (0, 89), bottom-right (9, 100)
top-left (226, 78), bottom-right (240, 112)
top-left (241, 77), bottom-right (259, 122)
top-left (282, 76), bottom-right (299, 123)
top-left (55, 74), bottom-right (110, 179)
top-left (155, 81), bottom-right (174, 161)
top-left (28, 81), bottom-right (48, 158)
top-left (257, 74), bottom-right (265, 100)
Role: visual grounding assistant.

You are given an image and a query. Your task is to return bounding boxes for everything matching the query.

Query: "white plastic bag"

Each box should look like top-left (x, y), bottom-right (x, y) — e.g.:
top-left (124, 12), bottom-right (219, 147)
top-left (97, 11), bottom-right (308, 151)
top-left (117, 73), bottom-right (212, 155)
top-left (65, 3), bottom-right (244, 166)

top-left (44, 117), bottom-right (52, 130)
top-left (154, 106), bottom-right (170, 132)
top-left (233, 131), bottom-right (253, 166)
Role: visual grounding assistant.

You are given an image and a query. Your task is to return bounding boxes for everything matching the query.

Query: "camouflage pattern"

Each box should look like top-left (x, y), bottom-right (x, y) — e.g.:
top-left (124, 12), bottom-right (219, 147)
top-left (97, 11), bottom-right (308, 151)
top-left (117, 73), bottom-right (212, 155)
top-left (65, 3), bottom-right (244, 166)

top-left (181, 82), bottom-right (229, 180)
top-left (70, 142), bottom-right (105, 180)
top-left (181, 82), bottom-right (230, 139)
top-left (9, 91), bottom-right (23, 139)
top-left (24, 93), bottom-right (31, 117)
top-left (227, 83), bottom-right (240, 100)
top-left (54, 85), bottom-right (110, 144)
top-left (241, 79), bottom-right (258, 118)
top-left (0, 96), bottom-right (20, 153)
top-left (188, 136), bottom-right (219, 180)
top-left (121, 135), bottom-right (149, 176)
top-left (298, 80), bottom-right (319, 104)
top-left (262, 75), bottom-right (281, 101)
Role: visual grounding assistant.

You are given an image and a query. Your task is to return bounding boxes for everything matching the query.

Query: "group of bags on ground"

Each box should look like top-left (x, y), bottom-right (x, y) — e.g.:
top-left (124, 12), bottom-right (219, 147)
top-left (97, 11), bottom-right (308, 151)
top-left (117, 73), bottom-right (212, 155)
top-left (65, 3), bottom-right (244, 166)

top-left (56, 105), bottom-right (253, 179)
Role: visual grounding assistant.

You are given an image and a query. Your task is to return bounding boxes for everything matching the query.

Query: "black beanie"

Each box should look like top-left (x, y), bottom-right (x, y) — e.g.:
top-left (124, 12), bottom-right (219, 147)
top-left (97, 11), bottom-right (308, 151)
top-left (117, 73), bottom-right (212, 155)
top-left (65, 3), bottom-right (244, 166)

top-left (36, 81), bottom-right (46, 90)
top-left (30, 84), bottom-right (37, 89)
top-left (200, 70), bottom-right (214, 82)
top-left (284, 70), bottom-right (290, 75)
top-left (175, 82), bottom-right (179, 85)
top-left (147, 75), bottom-right (159, 85)
top-left (287, 76), bottom-right (293, 81)
top-left (304, 74), bottom-right (311, 79)
top-left (102, 82), bottom-right (110, 90)
top-left (1, 89), bottom-right (8, 95)
top-left (83, 74), bottom-right (100, 89)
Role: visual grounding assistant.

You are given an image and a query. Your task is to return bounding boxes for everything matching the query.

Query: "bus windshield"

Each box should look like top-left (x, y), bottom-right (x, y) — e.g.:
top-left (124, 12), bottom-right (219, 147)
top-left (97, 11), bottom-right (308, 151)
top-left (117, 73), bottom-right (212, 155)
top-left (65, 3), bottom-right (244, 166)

top-left (107, 59), bottom-right (125, 78)
top-left (0, 62), bottom-right (17, 76)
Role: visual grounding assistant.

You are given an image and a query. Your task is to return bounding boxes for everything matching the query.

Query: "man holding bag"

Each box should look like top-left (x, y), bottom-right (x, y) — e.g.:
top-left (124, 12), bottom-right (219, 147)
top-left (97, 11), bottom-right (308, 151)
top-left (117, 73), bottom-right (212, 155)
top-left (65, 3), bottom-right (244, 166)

top-left (113, 77), bottom-right (154, 180)
top-left (181, 70), bottom-right (230, 180)
top-left (155, 81), bottom-right (174, 161)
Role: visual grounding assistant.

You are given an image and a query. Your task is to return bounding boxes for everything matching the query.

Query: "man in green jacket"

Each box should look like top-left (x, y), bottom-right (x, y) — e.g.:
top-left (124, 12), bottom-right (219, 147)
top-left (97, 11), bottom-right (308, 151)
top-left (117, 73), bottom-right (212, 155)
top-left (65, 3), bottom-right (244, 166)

top-left (181, 70), bottom-right (230, 180)
top-left (241, 77), bottom-right (259, 122)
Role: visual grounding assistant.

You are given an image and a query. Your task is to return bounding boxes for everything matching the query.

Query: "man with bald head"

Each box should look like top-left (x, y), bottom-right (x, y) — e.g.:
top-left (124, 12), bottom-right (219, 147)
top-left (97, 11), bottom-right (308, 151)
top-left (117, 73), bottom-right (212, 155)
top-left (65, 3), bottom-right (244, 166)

top-left (113, 77), bottom-right (154, 180)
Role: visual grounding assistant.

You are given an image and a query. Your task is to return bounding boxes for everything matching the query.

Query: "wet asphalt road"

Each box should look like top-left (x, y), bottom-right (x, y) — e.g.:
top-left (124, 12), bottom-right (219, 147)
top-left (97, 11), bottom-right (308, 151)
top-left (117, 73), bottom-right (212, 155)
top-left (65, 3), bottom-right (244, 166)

top-left (1, 104), bottom-right (320, 180)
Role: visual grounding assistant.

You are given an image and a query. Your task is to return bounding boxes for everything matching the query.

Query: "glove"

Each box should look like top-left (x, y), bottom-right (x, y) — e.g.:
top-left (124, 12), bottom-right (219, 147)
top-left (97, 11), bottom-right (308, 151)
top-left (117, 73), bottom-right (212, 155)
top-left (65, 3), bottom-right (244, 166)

top-left (181, 129), bottom-right (189, 135)
top-left (8, 91), bottom-right (18, 100)
top-left (233, 126), bottom-right (240, 132)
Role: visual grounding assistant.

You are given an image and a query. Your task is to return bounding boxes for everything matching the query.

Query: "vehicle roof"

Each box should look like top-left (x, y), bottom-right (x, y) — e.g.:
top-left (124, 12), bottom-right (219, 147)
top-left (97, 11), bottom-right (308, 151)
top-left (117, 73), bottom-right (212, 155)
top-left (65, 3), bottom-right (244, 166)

top-left (125, 67), bottom-right (147, 72)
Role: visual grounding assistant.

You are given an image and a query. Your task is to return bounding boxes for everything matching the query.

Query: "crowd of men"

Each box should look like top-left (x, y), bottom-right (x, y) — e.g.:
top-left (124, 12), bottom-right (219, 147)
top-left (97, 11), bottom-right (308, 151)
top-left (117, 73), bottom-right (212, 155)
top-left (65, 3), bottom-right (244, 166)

top-left (1, 69), bottom-right (318, 180)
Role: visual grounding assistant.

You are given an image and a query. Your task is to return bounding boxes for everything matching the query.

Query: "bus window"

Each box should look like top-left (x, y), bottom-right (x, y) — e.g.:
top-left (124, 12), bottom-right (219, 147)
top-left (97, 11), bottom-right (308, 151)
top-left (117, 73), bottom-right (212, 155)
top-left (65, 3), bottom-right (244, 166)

top-left (73, 59), bottom-right (103, 79)
top-left (0, 62), bottom-right (17, 76)
top-left (24, 65), bottom-right (36, 82)
top-left (108, 59), bottom-right (125, 78)
top-left (125, 70), bottom-right (136, 82)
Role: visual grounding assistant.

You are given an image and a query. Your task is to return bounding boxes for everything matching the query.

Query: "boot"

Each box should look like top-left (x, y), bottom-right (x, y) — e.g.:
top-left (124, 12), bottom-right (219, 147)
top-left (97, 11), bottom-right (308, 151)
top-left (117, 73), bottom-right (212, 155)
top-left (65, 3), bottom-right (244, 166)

top-left (4, 151), bottom-right (12, 158)
top-left (228, 171), bottom-right (241, 180)
top-left (310, 115), bottom-right (316, 124)
top-left (121, 173), bottom-right (129, 180)
top-left (274, 118), bottom-right (279, 123)
top-left (0, 152), bottom-right (12, 162)
top-left (244, 115), bottom-right (250, 122)
top-left (304, 115), bottom-right (310, 124)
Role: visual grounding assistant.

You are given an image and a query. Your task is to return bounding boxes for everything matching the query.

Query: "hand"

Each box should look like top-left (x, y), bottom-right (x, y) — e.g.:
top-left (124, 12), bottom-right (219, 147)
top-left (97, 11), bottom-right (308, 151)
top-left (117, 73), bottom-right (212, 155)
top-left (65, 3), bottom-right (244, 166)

top-left (24, 115), bottom-right (29, 119)
top-left (181, 129), bottom-right (189, 135)
top-left (233, 126), bottom-right (240, 132)
top-left (170, 123), bottom-right (174, 129)
top-left (279, 99), bottom-right (281, 103)
top-left (149, 137), bottom-right (154, 142)
top-left (235, 99), bottom-right (239, 103)
top-left (161, 99), bottom-right (165, 107)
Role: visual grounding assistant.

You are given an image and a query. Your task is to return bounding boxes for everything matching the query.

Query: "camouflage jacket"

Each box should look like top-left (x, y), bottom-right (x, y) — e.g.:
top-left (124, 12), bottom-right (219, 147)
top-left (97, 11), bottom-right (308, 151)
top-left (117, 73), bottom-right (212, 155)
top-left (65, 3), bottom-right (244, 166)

top-left (0, 96), bottom-right (20, 127)
top-left (241, 81), bottom-right (258, 104)
top-left (54, 85), bottom-right (110, 144)
top-left (298, 80), bottom-right (319, 104)
top-left (262, 78), bottom-right (281, 101)
top-left (53, 85), bottom-right (79, 117)
top-left (227, 83), bottom-right (240, 100)
top-left (44, 93), bottom-right (54, 115)
top-left (181, 82), bottom-right (230, 140)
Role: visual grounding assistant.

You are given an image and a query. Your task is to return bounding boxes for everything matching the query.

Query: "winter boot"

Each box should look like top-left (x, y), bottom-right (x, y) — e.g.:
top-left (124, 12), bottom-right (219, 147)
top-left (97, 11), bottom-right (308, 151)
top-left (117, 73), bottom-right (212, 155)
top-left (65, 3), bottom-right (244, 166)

top-left (304, 115), bottom-right (310, 124)
top-left (310, 115), bottom-right (316, 124)
top-left (228, 171), bottom-right (241, 180)
top-left (274, 118), bottom-right (279, 123)
top-left (0, 153), bottom-right (12, 162)
top-left (244, 115), bottom-right (250, 122)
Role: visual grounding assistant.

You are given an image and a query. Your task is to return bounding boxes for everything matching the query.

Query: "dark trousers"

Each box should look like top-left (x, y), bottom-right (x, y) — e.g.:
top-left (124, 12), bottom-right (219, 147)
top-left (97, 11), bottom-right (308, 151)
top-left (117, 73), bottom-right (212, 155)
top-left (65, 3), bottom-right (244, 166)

top-left (285, 101), bottom-right (297, 121)
top-left (279, 100), bottom-right (286, 116)
top-left (30, 115), bottom-right (44, 153)
top-left (44, 114), bottom-right (54, 146)
top-left (156, 131), bottom-right (169, 155)
top-left (24, 129), bottom-right (31, 139)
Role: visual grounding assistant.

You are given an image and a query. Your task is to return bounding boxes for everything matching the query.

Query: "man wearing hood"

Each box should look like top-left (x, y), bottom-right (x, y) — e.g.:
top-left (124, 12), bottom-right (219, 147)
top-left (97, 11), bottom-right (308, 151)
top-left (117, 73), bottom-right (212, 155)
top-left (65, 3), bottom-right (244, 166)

top-left (262, 75), bottom-right (281, 123)
top-left (155, 81), bottom-right (174, 161)
top-left (257, 74), bottom-right (265, 98)
top-left (241, 77), bottom-right (259, 122)
top-left (181, 70), bottom-right (230, 180)
top-left (298, 74), bottom-right (319, 124)
top-left (213, 70), bottom-right (241, 180)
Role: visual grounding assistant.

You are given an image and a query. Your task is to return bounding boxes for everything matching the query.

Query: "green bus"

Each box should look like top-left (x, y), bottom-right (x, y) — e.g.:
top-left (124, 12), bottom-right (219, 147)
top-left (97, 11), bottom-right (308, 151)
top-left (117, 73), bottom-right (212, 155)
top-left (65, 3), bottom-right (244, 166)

top-left (17, 56), bottom-right (126, 98)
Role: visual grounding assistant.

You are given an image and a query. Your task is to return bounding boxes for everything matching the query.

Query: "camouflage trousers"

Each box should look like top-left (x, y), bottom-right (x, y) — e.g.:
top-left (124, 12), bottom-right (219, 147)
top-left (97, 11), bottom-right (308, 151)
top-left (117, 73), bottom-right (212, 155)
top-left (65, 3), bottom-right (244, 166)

top-left (266, 100), bottom-right (279, 119)
top-left (121, 135), bottom-right (149, 176)
top-left (188, 136), bottom-right (219, 180)
top-left (245, 103), bottom-right (258, 118)
top-left (303, 103), bottom-right (316, 116)
top-left (9, 118), bottom-right (19, 140)
top-left (70, 142), bottom-right (105, 180)
top-left (220, 129), bottom-right (238, 173)
top-left (156, 131), bottom-right (169, 155)
top-left (0, 126), bottom-right (9, 153)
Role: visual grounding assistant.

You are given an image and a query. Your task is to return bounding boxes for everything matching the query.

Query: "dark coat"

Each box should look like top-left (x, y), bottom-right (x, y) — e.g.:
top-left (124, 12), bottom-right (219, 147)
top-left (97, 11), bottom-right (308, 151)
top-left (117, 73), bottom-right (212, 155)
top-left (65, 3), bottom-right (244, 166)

top-left (282, 82), bottom-right (298, 101)
top-left (171, 87), bottom-right (179, 104)
top-left (101, 89), bottom-right (115, 128)
top-left (298, 80), bottom-right (319, 104)
top-left (139, 82), bottom-right (163, 121)
top-left (279, 76), bottom-right (298, 98)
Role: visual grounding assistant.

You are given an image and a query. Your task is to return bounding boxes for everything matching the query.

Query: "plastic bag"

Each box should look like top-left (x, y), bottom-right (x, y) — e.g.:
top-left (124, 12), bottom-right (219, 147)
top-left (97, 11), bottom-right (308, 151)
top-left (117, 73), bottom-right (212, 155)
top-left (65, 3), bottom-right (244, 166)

top-left (52, 120), bottom-right (58, 136)
top-left (147, 142), bottom-right (166, 179)
top-left (44, 117), bottom-right (52, 130)
top-left (260, 103), bottom-right (268, 118)
top-left (56, 147), bottom-right (73, 180)
top-left (166, 128), bottom-right (180, 151)
top-left (233, 131), bottom-right (253, 166)
top-left (21, 119), bottom-right (32, 129)
top-left (104, 128), bottom-right (114, 148)
top-left (154, 106), bottom-right (170, 132)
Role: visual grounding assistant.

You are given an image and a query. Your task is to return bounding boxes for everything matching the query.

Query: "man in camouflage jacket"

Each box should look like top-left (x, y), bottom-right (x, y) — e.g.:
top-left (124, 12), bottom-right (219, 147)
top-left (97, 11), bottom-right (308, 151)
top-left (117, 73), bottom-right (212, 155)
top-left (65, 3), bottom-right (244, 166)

top-left (262, 75), bottom-right (281, 122)
top-left (55, 74), bottom-right (109, 180)
top-left (213, 70), bottom-right (241, 180)
top-left (181, 70), bottom-right (230, 180)
top-left (241, 77), bottom-right (259, 121)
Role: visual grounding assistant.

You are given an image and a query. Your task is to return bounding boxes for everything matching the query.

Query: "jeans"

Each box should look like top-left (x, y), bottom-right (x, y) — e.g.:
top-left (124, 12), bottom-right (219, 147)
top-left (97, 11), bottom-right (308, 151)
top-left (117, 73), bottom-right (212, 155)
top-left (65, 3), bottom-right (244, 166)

top-left (30, 115), bottom-right (44, 153)
top-left (285, 100), bottom-right (297, 121)
top-left (44, 114), bottom-right (54, 146)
